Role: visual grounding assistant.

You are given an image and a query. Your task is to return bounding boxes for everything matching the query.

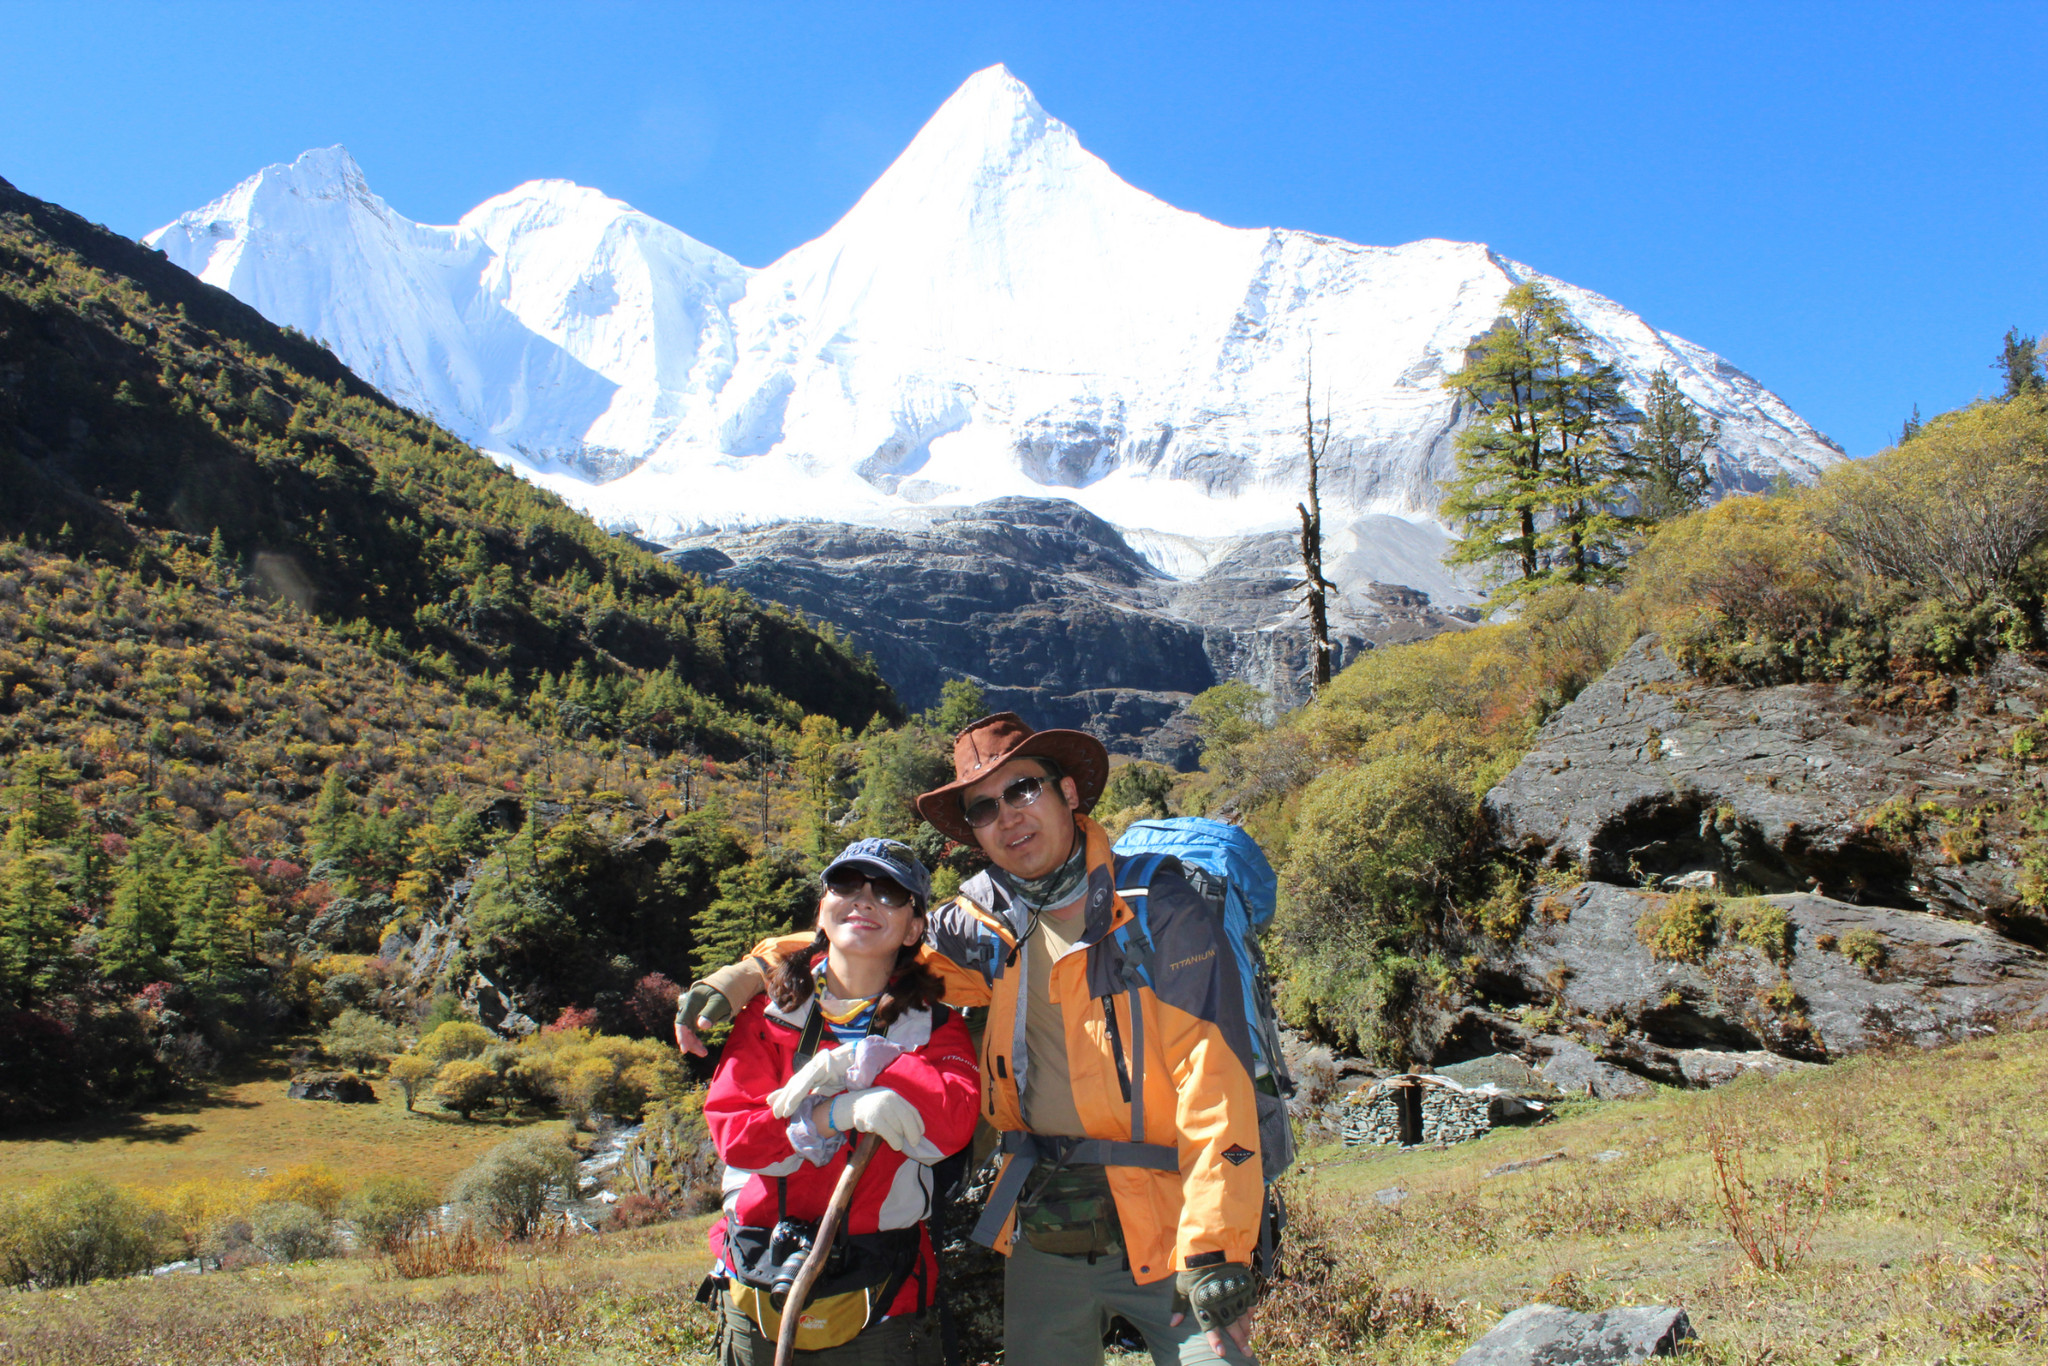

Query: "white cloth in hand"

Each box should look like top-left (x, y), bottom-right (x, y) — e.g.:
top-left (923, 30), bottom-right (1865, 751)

top-left (827, 1086), bottom-right (944, 1163)
top-left (769, 1036), bottom-right (903, 1118)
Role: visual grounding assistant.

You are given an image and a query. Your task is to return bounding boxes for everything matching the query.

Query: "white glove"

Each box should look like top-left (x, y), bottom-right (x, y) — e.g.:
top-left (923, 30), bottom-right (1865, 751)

top-left (769, 1037), bottom-right (903, 1118)
top-left (828, 1086), bottom-right (944, 1163)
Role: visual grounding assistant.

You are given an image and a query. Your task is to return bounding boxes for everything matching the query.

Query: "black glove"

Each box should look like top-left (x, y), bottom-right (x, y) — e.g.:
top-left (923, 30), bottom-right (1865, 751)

top-left (1175, 1261), bottom-right (1258, 1335)
top-left (676, 981), bottom-right (734, 1030)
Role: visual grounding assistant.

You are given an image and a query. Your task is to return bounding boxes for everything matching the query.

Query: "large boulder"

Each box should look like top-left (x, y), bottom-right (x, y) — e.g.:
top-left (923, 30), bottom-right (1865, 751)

top-left (1484, 636), bottom-right (2048, 938)
top-left (1453, 1304), bottom-right (1695, 1365)
top-left (288, 1070), bottom-right (375, 1103)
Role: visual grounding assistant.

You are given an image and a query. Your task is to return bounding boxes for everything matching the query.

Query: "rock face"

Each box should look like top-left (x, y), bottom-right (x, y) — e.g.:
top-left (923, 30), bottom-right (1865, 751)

top-left (671, 496), bottom-right (1460, 758)
top-left (1486, 636), bottom-right (2048, 939)
top-left (1453, 1304), bottom-right (1695, 1366)
top-left (1447, 884), bottom-right (2048, 1070)
top-left (1444, 634), bottom-right (2048, 1087)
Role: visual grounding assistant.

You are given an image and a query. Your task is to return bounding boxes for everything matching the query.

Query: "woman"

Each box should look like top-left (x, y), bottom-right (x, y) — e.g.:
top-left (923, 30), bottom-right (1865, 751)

top-left (703, 837), bottom-right (980, 1365)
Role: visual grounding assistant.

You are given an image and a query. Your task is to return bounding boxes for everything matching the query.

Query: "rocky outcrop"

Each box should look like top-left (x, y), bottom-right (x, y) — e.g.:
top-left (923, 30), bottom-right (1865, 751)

top-left (669, 497), bottom-right (1461, 760)
top-left (1486, 637), bottom-right (2048, 938)
top-left (1446, 635), bottom-right (2048, 1087)
top-left (1442, 884), bottom-right (2048, 1072)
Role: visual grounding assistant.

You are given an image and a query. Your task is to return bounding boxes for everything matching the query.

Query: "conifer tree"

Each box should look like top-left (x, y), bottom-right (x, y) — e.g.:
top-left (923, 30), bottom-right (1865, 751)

top-left (100, 826), bottom-right (180, 982)
top-left (0, 826), bottom-right (73, 1005)
top-left (794, 714), bottom-right (847, 857)
top-left (174, 827), bottom-right (243, 983)
top-left (1633, 370), bottom-right (1720, 521)
top-left (1996, 328), bottom-right (2044, 398)
top-left (5, 753), bottom-right (80, 844)
top-left (1440, 282), bottom-right (1634, 603)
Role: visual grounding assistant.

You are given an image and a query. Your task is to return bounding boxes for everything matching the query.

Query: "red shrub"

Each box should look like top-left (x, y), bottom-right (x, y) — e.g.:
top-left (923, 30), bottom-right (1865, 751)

top-left (628, 972), bottom-right (682, 1036)
top-left (547, 1004), bottom-right (600, 1033)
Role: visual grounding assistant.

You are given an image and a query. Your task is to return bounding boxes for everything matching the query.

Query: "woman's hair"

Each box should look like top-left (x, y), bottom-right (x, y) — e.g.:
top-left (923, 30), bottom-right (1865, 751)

top-left (767, 917), bottom-right (943, 1030)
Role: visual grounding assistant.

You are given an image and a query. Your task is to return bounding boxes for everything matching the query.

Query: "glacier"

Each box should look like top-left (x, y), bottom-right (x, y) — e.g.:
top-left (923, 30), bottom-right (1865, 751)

top-left (148, 64), bottom-right (1842, 572)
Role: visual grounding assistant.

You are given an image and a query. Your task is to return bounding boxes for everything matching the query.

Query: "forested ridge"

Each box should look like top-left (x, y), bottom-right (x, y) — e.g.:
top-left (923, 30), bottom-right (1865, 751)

top-left (0, 174), bottom-right (902, 1124)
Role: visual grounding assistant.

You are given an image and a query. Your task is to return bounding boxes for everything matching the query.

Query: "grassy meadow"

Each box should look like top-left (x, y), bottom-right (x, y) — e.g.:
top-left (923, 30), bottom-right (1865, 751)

top-left (0, 1040), bottom-right (543, 1196)
top-left (4, 1027), bottom-right (2043, 1363)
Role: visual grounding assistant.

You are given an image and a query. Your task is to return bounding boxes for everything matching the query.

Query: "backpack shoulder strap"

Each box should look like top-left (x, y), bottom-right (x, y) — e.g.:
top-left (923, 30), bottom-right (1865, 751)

top-left (793, 998), bottom-right (827, 1070)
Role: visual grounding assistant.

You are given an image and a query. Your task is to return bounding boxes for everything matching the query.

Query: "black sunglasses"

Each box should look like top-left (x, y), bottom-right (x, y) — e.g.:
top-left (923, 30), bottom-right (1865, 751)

top-left (961, 774), bottom-right (1052, 829)
top-left (822, 868), bottom-right (916, 909)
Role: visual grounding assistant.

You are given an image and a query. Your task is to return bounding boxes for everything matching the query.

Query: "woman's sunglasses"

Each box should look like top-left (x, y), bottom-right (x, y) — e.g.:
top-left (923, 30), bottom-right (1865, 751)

top-left (961, 774), bottom-right (1051, 829)
top-left (822, 868), bottom-right (916, 909)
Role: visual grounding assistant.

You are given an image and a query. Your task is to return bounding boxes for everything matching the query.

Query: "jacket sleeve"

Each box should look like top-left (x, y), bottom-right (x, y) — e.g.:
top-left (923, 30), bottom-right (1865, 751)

top-left (919, 899), bottom-right (995, 1008)
top-left (702, 999), bottom-right (804, 1171)
top-left (1142, 867), bottom-right (1265, 1269)
top-left (873, 1008), bottom-right (982, 1159)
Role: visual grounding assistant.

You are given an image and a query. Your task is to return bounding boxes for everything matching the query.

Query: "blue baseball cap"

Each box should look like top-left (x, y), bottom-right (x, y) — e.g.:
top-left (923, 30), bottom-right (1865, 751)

top-left (822, 837), bottom-right (932, 908)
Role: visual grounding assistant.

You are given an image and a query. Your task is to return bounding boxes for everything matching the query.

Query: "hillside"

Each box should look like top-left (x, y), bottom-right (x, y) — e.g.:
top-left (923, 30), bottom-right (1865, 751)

top-left (0, 172), bottom-right (900, 1125)
top-left (0, 173), bottom-right (896, 736)
top-left (1192, 389), bottom-right (2048, 1077)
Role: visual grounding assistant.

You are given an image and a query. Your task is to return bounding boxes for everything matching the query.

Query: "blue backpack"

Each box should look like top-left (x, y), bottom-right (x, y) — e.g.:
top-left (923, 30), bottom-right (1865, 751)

top-left (1110, 818), bottom-right (1295, 1101)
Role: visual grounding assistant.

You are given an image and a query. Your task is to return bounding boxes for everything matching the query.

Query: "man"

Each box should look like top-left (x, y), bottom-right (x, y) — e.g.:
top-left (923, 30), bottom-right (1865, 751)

top-left (678, 713), bottom-right (1265, 1366)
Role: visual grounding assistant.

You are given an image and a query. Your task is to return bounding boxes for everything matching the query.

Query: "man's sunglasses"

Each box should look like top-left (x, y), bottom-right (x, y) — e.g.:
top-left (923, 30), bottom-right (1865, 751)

top-left (961, 774), bottom-right (1051, 830)
top-left (822, 868), bottom-right (916, 909)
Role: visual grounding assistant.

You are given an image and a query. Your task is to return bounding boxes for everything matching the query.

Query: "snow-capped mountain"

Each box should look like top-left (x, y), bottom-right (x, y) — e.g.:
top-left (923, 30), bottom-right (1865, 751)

top-left (149, 65), bottom-right (1840, 551)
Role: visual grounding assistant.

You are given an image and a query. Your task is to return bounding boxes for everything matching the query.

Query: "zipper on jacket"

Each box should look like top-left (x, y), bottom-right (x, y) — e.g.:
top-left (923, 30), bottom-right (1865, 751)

top-left (1100, 993), bottom-right (1132, 1103)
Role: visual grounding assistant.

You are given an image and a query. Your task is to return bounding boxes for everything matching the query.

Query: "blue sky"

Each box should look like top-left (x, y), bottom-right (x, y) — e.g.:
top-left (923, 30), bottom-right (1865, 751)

top-left (4, 0), bottom-right (2043, 456)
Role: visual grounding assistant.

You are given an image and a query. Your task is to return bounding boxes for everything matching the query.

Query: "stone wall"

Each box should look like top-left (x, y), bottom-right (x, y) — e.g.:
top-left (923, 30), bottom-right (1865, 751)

top-left (1420, 1086), bottom-right (1492, 1144)
top-left (1341, 1076), bottom-right (1495, 1148)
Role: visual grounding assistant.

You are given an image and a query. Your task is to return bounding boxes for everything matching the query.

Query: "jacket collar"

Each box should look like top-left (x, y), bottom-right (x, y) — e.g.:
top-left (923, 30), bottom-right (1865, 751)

top-left (957, 815), bottom-right (1132, 952)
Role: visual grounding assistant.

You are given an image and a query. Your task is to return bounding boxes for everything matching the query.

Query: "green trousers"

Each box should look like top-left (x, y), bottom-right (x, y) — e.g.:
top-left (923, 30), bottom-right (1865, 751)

top-left (1001, 1243), bottom-right (1256, 1366)
top-left (715, 1294), bottom-right (944, 1366)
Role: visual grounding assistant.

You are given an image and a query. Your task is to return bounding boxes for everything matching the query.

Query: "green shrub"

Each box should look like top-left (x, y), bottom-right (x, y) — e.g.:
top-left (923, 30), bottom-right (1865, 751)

top-left (1102, 759), bottom-right (1176, 819)
top-left (320, 1006), bottom-right (400, 1073)
top-left (450, 1126), bottom-right (579, 1238)
top-left (421, 994), bottom-right (464, 1032)
top-left (387, 1052), bottom-right (438, 1111)
top-left (1837, 928), bottom-right (1888, 973)
top-left (1725, 898), bottom-right (1793, 963)
top-left (1760, 976), bottom-right (1801, 1013)
top-left (1814, 396), bottom-right (2048, 609)
top-left (1634, 890), bottom-right (1717, 963)
top-left (1470, 874), bottom-right (1528, 943)
top-left (1273, 752), bottom-right (1470, 1059)
top-left (0, 1177), bottom-right (173, 1287)
top-left (342, 1175), bottom-right (437, 1252)
top-left (250, 1200), bottom-right (335, 1263)
top-left (418, 1019), bottom-right (494, 1064)
top-left (433, 1057), bottom-right (501, 1119)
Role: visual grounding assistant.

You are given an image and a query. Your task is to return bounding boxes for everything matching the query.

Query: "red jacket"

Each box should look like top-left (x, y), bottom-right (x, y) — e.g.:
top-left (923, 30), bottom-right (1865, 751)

top-left (703, 984), bottom-right (980, 1319)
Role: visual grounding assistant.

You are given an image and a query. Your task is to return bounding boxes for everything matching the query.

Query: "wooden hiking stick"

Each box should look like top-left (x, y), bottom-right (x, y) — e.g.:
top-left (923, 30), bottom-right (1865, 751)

top-left (773, 1131), bottom-right (882, 1366)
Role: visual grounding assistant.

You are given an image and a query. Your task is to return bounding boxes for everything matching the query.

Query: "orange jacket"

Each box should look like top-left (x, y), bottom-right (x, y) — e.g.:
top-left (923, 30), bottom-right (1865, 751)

top-left (751, 817), bottom-right (1265, 1284)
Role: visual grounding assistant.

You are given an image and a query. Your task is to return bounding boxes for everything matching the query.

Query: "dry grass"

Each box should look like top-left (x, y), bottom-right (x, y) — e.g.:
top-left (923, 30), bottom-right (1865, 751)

top-left (0, 1042), bottom-right (549, 1195)
top-left (5, 1031), bottom-right (2045, 1364)
top-left (0, 1216), bottom-right (722, 1365)
top-left (1265, 1027), bottom-right (2048, 1365)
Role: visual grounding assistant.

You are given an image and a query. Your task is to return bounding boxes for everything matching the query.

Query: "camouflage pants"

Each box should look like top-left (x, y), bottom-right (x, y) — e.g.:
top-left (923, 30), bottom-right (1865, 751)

top-left (715, 1295), bottom-right (944, 1366)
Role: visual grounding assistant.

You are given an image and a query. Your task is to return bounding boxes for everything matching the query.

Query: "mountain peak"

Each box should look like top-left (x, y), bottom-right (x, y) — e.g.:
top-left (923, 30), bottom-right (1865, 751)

top-left (281, 145), bottom-right (367, 189)
top-left (892, 64), bottom-right (1066, 177)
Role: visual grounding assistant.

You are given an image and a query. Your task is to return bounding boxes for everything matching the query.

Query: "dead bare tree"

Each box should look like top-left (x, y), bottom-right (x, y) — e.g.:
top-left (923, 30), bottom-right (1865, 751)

top-left (1298, 354), bottom-right (1337, 692)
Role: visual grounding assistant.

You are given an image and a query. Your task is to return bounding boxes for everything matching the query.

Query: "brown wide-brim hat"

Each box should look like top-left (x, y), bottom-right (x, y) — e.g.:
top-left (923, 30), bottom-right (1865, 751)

top-left (914, 711), bottom-right (1110, 845)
